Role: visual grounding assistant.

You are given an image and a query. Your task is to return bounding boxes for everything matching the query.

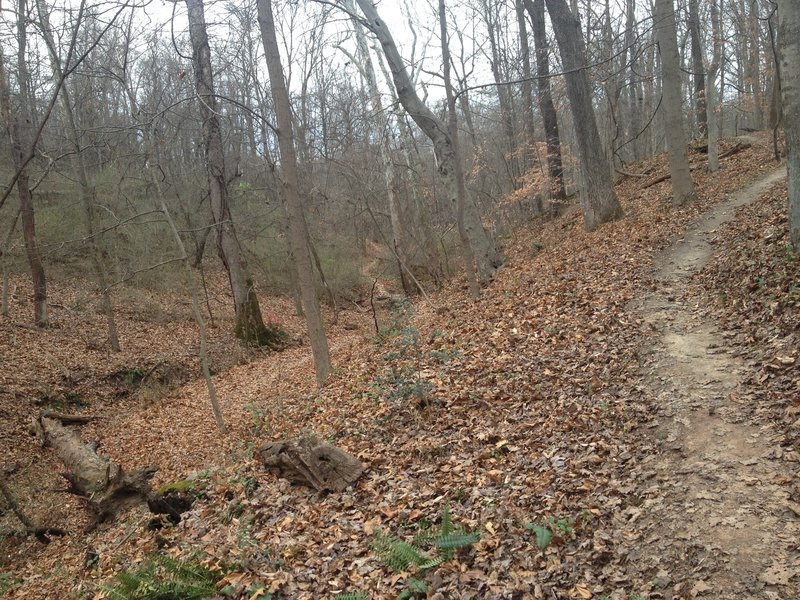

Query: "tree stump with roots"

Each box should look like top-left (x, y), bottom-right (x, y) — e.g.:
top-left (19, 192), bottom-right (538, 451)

top-left (258, 435), bottom-right (364, 492)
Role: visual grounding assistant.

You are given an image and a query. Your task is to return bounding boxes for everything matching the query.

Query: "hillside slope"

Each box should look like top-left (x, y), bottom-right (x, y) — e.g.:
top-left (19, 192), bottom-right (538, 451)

top-left (1, 134), bottom-right (797, 599)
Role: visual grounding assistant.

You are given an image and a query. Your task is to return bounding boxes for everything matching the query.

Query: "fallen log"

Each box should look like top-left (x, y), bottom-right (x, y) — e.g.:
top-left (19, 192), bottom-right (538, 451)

top-left (258, 435), bottom-right (363, 492)
top-left (32, 412), bottom-right (156, 528)
top-left (719, 141), bottom-right (751, 159)
top-left (643, 143), bottom-right (753, 189)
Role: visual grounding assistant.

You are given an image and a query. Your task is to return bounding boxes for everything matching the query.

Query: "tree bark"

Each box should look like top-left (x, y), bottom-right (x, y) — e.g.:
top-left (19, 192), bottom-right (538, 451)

top-left (707, 0), bottom-right (723, 172)
top-left (544, 0), bottom-right (623, 230)
top-left (524, 0), bottom-right (567, 205)
top-left (353, 0), bottom-right (501, 286)
top-left (258, 0), bottom-right (332, 384)
top-left (185, 0), bottom-right (275, 347)
top-left (778, 0), bottom-right (800, 250)
top-left (258, 435), bottom-right (363, 492)
top-left (655, 0), bottom-right (697, 206)
top-left (0, 0), bottom-right (47, 327)
top-left (688, 0), bottom-right (707, 137)
top-left (515, 0), bottom-right (537, 174)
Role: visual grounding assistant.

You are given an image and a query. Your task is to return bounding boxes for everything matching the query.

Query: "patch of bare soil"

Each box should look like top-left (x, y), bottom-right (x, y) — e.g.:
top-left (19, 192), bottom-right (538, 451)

top-left (622, 169), bottom-right (800, 599)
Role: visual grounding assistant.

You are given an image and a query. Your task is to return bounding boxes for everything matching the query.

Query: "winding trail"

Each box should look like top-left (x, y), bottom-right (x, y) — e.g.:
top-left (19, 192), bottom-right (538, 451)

top-left (623, 169), bottom-right (800, 599)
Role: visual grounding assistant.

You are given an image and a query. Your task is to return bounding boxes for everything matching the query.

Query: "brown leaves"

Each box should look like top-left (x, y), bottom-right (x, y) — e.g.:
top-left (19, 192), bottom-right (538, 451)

top-left (3, 135), bottom-right (791, 598)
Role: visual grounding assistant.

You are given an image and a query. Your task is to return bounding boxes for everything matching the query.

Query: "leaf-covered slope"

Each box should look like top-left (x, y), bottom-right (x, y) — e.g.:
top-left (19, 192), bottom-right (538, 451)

top-left (1, 135), bottom-right (787, 599)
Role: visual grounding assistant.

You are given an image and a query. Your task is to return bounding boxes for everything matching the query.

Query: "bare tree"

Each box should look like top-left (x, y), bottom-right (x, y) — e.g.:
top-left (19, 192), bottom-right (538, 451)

top-left (352, 0), bottom-right (501, 288)
top-left (439, 0), bottom-right (480, 298)
top-left (0, 0), bottom-right (47, 327)
top-left (777, 0), bottom-right (800, 250)
top-left (185, 0), bottom-right (277, 346)
top-left (655, 0), bottom-right (696, 206)
top-left (523, 0), bottom-right (566, 205)
top-left (707, 0), bottom-right (723, 172)
top-left (515, 0), bottom-right (537, 174)
top-left (544, 0), bottom-right (623, 230)
top-left (341, 0), bottom-right (415, 296)
top-left (36, 0), bottom-right (121, 350)
top-left (688, 0), bottom-right (706, 137)
top-left (257, 0), bottom-right (331, 384)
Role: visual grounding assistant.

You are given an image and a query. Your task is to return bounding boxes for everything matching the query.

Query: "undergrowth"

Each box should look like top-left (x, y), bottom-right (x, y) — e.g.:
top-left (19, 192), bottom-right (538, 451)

top-left (349, 505), bottom-right (479, 599)
top-left (101, 552), bottom-right (228, 600)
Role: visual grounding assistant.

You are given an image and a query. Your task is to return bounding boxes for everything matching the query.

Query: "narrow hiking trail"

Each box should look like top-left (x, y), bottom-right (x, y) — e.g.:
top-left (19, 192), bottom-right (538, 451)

top-left (622, 169), bottom-right (800, 599)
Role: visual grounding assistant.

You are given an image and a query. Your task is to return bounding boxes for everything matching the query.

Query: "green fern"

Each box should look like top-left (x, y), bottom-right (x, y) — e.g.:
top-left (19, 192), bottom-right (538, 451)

top-left (370, 533), bottom-right (428, 573)
top-left (440, 504), bottom-right (454, 537)
top-left (101, 552), bottom-right (218, 599)
top-left (333, 593), bottom-right (368, 600)
top-left (368, 505), bottom-right (479, 599)
top-left (397, 577), bottom-right (427, 599)
top-left (434, 532), bottom-right (481, 551)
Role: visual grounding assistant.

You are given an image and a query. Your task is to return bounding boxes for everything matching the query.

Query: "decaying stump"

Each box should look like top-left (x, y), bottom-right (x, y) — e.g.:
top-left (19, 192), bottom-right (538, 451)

top-left (30, 412), bottom-right (156, 528)
top-left (258, 435), bottom-right (363, 492)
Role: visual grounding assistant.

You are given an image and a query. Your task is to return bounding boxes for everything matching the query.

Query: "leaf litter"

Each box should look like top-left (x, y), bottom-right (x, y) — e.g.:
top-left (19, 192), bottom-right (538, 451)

top-left (0, 134), bottom-right (797, 599)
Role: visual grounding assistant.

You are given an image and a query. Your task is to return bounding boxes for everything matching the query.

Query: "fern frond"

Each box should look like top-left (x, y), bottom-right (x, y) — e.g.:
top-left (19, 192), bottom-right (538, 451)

top-left (333, 593), bottom-right (367, 600)
top-left (434, 532), bottom-right (480, 551)
top-left (440, 504), bottom-right (453, 537)
top-left (417, 555), bottom-right (445, 570)
top-left (370, 533), bottom-right (428, 573)
top-left (101, 552), bottom-right (217, 600)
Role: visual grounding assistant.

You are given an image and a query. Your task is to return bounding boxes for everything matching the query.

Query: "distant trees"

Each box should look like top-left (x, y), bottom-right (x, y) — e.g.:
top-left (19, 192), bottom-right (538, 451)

top-left (0, 0), bottom-right (790, 335)
top-left (353, 0), bottom-right (502, 290)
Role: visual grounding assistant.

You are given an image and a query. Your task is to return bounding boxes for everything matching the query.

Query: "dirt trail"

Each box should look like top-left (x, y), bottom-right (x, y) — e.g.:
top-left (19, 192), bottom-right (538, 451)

top-left (623, 169), bottom-right (800, 599)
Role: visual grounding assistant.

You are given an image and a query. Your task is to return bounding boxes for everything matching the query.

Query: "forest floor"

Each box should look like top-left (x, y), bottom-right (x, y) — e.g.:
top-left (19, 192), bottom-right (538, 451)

top-left (1, 133), bottom-right (798, 599)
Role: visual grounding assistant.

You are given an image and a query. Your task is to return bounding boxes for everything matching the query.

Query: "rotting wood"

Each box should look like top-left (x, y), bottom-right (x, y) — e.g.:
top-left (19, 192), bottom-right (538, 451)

top-left (258, 435), bottom-right (364, 492)
top-left (32, 412), bottom-right (157, 529)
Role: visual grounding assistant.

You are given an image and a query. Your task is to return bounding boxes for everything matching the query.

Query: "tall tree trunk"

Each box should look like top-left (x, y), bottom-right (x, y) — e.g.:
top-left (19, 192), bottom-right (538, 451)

top-left (185, 0), bottom-right (274, 346)
top-left (748, 0), bottom-right (765, 130)
top-left (778, 0), bottom-right (800, 250)
top-left (523, 0), bottom-right (567, 205)
top-left (707, 0), bottom-right (723, 172)
top-left (544, 0), bottom-right (623, 230)
top-left (768, 2), bottom-right (783, 161)
top-left (375, 51), bottom-right (444, 285)
top-left (624, 0), bottom-right (644, 161)
top-left (655, 0), bottom-right (697, 205)
top-left (439, 0), bottom-right (480, 298)
top-left (257, 0), bottom-right (332, 384)
top-left (688, 0), bottom-right (707, 137)
top-left (36, 0), bottom-right (119, 349)
top-left (515, 0), bottom-right (537, 174)
top-left (0, 0), bottom-right (47, 327)
top-left (344, 0), bottom-right (415, 296)
top-left (353, 0), bottom-right (501, 287)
